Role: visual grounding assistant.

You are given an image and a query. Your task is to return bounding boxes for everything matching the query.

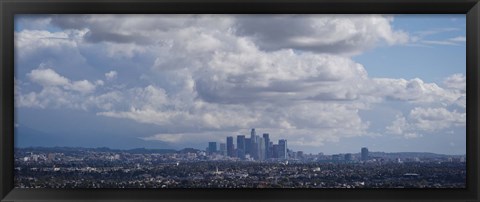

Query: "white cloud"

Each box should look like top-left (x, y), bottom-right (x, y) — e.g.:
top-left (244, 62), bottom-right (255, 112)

top-left (105, 71), bottom-right (118, 81)
top-left (14, 15), bottom-right (465, 150)
top-left (16, 86), bottom-right (74, 109)
top-left (408, 27), bottom-right (465, 47)
top-left (141, 133), bottom-right (184, 143)
top-left (449, 36), bottom-right (466, 42)
top-left (69, 80), bottom-right (96, 94)
top-left (234, 15), bottom-right (409, 55)
top-left (16, 91), bottom-right (44, 108)
top-left (27, 67), bottom-right (97, 94)
top-left (95, 80), bottom-right (105, 86)
top-left (444, 73), bottom-right (466, 91)
top-left (14, 29), bottom-right (88, 59)
top-left (84, 91), bottom-right (123, 111)
top-left (386, 107), bottom-right (465, 139)
top-left (27, 68), bottom-right (70, 87)
top-left (195, 50), bottom-right (369, 104)
top-left (16, 66), bottom-right (100, 108)
top-left (414, 28), bottom-right (459, 38)
top-left (409, 107), bottom-right (465, 130)
top-left (104, 42), bottom-right (148, 58)
top-left (48, 14), bottom-right (410, 57)
top-left (15, 30), bottom-right (75, 52)
top-left (386, 115), bottom-right (407, 135)
top-left (370, 77), bottom-right (462, 105)
top-left (416, 36), bottom-right (465, 47)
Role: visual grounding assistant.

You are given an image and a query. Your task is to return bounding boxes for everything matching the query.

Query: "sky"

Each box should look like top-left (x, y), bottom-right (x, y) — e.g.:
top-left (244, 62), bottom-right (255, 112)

top-left (13, 14), bottom-right (466, 155)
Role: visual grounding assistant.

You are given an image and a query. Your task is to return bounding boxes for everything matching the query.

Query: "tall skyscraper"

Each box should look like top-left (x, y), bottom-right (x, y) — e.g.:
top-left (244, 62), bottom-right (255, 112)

top-left (278, 139), bottom-right (287, 159)
top-left (208, 142), bottom-right (217, 155)
top-left (226, 136), bottom-right (235, 157)
top-left (258, 137), bottom-right (265, 161)
top-left (272, 144), bottom-right (279, 158)
top-left (268, 141), bottom-right (273, 158)
top-left (250, 128), bottom-right (256, 141)
top-left (219, 143), bottom-right (226, 156)
top-left (237, 135), bottom-right (246, 159)
top-left (361, 147), bottom-right (369, 161)
top-left (205, 130), bottom-right (292, 161)
top-left (250, 129), bottom-right (258, 159)
top-left (262, 133), bottom-right (270, 159)
top-left (245, 138), bottom-right (251, 155)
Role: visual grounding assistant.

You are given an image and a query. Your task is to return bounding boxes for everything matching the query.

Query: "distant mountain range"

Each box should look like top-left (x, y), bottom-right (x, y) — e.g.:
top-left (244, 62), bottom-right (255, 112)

top-left (367, 151), bottom-right (465, 158)
top-left (15, 125), bottom-right (174, 150)
top-left (15, 146), bottom-right (202, 154)
top-left (15, 146), bottom-right (464, 157)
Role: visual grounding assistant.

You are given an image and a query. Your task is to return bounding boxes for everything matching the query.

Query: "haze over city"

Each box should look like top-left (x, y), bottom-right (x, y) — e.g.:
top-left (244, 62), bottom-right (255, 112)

top-left (14, 14), bottom-right (466, 155)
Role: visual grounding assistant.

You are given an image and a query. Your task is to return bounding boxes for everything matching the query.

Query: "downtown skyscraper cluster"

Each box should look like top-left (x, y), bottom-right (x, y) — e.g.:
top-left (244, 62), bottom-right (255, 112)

top-left (207, 128), bottom-right (288, 161)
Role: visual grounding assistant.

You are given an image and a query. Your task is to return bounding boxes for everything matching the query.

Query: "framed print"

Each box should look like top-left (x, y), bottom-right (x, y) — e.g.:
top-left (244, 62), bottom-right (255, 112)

top-left (1, 0), bottom-right (479, 201)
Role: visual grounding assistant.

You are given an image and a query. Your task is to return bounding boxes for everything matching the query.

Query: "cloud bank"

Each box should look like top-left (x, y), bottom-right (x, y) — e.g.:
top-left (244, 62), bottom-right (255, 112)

top-left (14, 15), bottom-right (465, 151)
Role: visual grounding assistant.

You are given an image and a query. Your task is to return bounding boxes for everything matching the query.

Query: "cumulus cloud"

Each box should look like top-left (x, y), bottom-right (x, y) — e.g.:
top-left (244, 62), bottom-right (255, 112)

top-left (16, 66), bottom-right (101, 109)
top-left (387, 107), bottom-right (465, 139)
top-left (15, 30), bottom-right (75, 51)
top-left (369, 77), bottom-right (463, 106)
top-left (14, 14), bottom-right (465, 150)
top-left (50, 15), bottom-right (231, 44)
top-left (14, 29), bottom-right (88, 59)
top-left (195, 50), bottom-right (369, 104)
top-left (69, 80), bottom-right (97, 94)
top-left (234, 15), bottom-right (409, 55)
top-left (444, 73), bottom-right (466, 92)
top-left (27, 67), bottom-right (97, 94)
top-left (48, 14), bottom-right (409, 57)
top-left (105, 71), bottom-right (118, 81)
top-left (27, 68), bottom-right (70, 87)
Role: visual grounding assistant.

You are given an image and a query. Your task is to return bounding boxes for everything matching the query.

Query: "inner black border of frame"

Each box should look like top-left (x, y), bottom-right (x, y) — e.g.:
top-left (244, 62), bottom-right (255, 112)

top-left (1, 0), bottom-right (479, 201)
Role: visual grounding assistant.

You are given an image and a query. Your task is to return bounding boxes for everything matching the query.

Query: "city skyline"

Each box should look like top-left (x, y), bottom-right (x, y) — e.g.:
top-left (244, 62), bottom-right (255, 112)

top-left (14, 14), bottom-right (466, 154)
top-left (14, 146), bottom-right (466, 188)
top-left (207, 128), bottom-right (289, 161)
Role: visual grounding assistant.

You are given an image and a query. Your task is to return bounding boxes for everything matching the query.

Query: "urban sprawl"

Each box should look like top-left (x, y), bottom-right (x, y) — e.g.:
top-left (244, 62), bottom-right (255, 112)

top-left (15, 129), bottom-right (466, 188)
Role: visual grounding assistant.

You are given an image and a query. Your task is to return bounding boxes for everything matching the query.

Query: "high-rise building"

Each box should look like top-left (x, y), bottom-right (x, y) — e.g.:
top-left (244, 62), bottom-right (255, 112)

top-left (237, 135), bottom-right (246, 159)
top-left (262, 133), bottom-right (270, 159)
top-left (219, 143), bottom-right (226, 156)
top-left (250, 129), bottom-right (257, 159)
top-left (204, 130), bottom-right (294, 161)
top-left (245, 138), bottom-right (251, 155)
top-left (227, 136), bottom-right (235, 157)
top-left (258, 137), bottom-right (265, 161)
top-left (278, 139), bottom-right (287, 159)
top-left (208, 142), bottom-right (217, 155)
top-left (361, 147), bottom-right (369, 161)
top-left (268, 141), bottom-right (273, 158)
top-left (272, 144), bottom-right (279, 158)
top-left (250, 128), bottom-right (256, 141)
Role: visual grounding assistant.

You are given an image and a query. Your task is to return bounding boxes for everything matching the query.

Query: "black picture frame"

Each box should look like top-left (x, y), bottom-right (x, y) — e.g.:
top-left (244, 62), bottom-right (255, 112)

top-left (1, 0), bottom-right (479, 201)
